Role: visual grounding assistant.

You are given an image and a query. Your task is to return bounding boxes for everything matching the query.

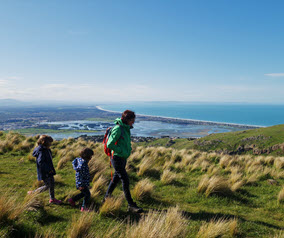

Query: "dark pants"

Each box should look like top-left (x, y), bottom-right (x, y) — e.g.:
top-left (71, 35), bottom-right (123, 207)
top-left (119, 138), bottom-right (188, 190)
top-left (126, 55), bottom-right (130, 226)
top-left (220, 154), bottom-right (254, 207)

top-left (72, 187), bottom-right (90, 208)
top-left (34, 176), bottom-right (55, 200)
top-left (105, 156), bottom-right (134, 205)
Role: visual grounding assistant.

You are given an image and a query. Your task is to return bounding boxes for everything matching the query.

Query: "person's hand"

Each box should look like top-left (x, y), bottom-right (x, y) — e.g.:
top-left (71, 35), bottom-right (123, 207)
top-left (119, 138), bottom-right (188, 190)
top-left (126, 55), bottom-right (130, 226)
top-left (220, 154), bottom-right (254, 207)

top-left (79, 187), bottom-right (84, 191)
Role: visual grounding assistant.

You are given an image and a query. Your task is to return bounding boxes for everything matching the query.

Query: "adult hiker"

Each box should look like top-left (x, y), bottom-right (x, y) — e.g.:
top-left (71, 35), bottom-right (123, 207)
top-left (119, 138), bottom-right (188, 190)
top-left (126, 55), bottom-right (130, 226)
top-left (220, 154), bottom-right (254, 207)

top-left (103, 110), bottom-right (143, 213)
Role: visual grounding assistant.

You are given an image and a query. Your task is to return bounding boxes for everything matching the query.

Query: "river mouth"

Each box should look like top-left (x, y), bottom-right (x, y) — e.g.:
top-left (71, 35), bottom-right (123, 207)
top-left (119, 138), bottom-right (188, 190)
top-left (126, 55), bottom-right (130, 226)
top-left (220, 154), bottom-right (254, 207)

top-left (37, 120), bottom-right (242, 140)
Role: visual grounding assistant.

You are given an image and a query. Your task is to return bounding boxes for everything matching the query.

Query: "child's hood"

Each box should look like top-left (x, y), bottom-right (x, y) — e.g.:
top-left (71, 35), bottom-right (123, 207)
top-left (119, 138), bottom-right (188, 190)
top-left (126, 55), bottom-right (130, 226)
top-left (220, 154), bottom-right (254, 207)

top-left (72, 157), bottom-right (85, 171)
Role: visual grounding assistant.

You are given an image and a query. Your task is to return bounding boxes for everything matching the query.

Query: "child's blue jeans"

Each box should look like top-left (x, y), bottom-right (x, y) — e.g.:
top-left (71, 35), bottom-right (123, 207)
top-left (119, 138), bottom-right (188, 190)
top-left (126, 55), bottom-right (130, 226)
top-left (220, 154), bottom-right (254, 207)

top-left (72, 187), bottom-right (90, 208)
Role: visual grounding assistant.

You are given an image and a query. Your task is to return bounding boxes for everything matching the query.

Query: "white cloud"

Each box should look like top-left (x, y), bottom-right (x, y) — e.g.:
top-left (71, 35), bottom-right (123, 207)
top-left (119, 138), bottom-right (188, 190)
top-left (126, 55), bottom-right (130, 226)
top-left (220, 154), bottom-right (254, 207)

top-left (264, 73), bottom-right (284, 77)
top-left (0, 79), bottom-right (8, 86)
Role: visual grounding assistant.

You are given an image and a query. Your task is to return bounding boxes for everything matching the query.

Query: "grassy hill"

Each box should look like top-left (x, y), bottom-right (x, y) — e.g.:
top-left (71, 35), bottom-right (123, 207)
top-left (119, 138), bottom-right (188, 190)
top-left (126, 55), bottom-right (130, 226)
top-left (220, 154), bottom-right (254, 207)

top-left (0, 131), bottom-right (283, 237)
top-left (139, 124), bottom-right (284, 156)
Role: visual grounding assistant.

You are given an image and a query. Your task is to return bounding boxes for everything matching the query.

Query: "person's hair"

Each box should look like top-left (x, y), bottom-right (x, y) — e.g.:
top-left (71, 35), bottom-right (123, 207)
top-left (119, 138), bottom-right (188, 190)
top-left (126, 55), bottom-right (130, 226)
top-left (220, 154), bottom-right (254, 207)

top-left (121, 110), bottom-right (136, 124)
top-left (80, 148), bottom-right (94, 160)
top-left (37, 135), bottom-right (53, 146)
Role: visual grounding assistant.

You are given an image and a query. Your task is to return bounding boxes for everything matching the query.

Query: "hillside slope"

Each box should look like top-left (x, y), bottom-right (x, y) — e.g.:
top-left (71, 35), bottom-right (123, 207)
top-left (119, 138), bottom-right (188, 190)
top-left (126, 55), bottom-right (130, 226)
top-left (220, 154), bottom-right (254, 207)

top-left (140, 124), bottom-right (284, 156)
top-left (0, 131), bottom-right (283, 237)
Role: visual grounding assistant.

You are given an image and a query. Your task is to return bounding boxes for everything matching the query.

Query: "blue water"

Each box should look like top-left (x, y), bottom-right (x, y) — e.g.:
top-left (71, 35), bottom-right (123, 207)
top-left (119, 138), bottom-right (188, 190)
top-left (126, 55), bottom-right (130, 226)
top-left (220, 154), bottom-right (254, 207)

top-left (99, 102), bottom-right (284, 127)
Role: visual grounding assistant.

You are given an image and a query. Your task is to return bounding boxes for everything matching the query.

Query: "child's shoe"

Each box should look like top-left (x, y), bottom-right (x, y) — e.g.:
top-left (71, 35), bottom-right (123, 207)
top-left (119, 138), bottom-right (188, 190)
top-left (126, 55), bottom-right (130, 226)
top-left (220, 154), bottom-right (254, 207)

top-left (49, 198), bottom-right (62, 205)
top-left (68, 198), bottom-right (76, 207)
top-left (80, 207), bottom-right (90, 212)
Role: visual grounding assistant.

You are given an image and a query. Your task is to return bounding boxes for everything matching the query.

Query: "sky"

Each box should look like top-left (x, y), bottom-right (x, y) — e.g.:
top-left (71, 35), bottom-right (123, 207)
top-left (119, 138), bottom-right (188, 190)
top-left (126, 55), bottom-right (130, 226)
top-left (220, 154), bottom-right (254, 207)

top-left (0, 0), bottom-right (284, 104)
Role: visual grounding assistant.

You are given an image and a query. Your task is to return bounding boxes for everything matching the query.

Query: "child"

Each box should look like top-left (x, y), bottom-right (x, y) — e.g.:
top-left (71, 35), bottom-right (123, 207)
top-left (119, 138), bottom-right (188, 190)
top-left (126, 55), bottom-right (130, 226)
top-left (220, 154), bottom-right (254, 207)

top-left (68, 148), bottom-right (93, 212)
top-left (28, 135), bottom-right (62, 204)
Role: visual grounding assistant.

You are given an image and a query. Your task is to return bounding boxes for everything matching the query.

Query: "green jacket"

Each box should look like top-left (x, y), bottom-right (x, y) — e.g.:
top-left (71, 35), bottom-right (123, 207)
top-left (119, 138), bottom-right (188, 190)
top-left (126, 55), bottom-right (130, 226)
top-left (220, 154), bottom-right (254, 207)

top-left (107, 118), bottom-right (132, 159)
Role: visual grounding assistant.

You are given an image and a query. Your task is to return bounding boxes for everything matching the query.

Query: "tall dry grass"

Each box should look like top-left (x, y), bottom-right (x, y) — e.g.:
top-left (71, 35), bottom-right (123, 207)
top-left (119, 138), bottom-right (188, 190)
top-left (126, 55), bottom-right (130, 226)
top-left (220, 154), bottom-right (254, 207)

top-left (0, 193), bottom-right (17, 222)
top-left (0, 191), bottom-right (43, 222)
top-left (122, 206), bottom-right (188, 238)
top-left (272, 230), bottom-right (284, 238)
top-left (137, 156), bottom-right (155, 176)
top-left (57, 151), bottom-right (76, 169)
top-left (277, 185), bottom-right (284, 204)
top-left (90, 175), bottom-right (108, 199)
top-left (67, 212), bottom-right (94, 238)
top-left (161, 169), bottom-right (178, 185)
top-left (132, 178), bottom-right (155, 201)
top-left (35, 228), bottom-right (57, 238)
top-left (198, 175), bottom-right (232, 197)
top-left (100, 195), bottom-right (123, 216)
top-left (274, 157), bottom-right (284, 170)
top-left (196, 218), bottom-right (238, 238)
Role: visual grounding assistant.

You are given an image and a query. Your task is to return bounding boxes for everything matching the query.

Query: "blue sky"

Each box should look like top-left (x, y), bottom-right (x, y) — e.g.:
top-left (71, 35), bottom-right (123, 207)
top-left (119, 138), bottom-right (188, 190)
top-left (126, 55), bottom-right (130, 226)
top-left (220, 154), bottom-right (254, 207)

top-left (0, 0), bottom-right (283, 103)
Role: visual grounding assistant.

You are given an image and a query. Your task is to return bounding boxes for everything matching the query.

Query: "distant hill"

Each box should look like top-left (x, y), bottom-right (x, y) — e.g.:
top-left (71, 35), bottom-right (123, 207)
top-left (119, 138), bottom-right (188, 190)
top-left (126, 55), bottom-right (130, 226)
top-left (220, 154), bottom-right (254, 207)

top-left (0, 99), bottom-right (26, 107)
top-left (139, 124), bottom-right (284, 156)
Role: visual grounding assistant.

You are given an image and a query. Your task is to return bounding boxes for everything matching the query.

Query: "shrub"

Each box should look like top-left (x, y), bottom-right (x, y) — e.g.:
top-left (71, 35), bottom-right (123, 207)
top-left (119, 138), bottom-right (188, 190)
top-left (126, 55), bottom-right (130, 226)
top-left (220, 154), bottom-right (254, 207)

top-left (133, 178), bottom-right (155, 201)
top-left (196, 218), bottom-right (238, 238)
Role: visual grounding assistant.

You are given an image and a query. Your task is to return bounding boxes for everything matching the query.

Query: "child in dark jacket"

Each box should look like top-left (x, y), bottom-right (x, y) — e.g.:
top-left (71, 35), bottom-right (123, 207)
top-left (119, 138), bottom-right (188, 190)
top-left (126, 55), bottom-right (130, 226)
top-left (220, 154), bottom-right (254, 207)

top-left (28, 135), bottom-right (62, 204)
top-left (68, 148), bottom-right (93, 211)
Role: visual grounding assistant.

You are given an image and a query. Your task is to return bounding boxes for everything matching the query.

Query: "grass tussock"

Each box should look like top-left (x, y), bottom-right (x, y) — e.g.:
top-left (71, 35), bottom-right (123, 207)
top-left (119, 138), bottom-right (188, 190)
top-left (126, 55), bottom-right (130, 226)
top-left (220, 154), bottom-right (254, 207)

top-left (100, 195), bottom-right (123, 216)
top-left (133, 178), bottom-right (155, 201)
top-left (137, 156), bottom-right (155, 176)
top-left (0, 191), bottom-right (43, 222)
top-left (198, 175), bottom-right (232, 197)
top-left (161, 169), bottom-right (178, 185)
top-left (196, 218), bottom-right (238, 238)
top-left (67, 212), bottom-right (94, 238)
top-left (57, 152), bottom-right (76, 169)
top-left (272, 230), bottom-right (284, 238)
top-left (35, 228), bottom-right (57, 238)
top-left (274, 157), bottom-right (284, 170)
top-left (90, 175), bottom-right (108, 198)
top-left (88, 156), bottom-right (108, 180)
top-left (0, 193), bottom-right (17, 222)
top-left (277, 185), bottom-right (284, 204)
top-left (123, 206), bottom-right (188, 238)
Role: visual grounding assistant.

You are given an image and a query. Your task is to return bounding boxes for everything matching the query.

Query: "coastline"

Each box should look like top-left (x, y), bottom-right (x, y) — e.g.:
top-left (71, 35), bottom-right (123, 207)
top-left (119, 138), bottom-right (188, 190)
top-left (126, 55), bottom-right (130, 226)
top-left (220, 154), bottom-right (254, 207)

top-left (96, 106), bottom-right (263, 129)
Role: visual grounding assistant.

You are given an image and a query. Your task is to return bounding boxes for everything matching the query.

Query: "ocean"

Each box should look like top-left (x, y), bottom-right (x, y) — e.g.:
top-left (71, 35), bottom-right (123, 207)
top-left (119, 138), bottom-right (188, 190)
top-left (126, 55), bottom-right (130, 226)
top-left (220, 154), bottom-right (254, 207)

top-left (99, 102), bottom-right (284, 127)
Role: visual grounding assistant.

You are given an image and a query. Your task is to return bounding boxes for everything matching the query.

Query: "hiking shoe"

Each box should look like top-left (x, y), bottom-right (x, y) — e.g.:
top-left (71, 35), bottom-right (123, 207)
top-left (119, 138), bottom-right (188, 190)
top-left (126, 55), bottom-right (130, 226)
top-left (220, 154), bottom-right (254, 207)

top-left (80, 207), bottom-right (90, 212)
top-left (68, 198), bottom-right (76, 207)
top-left (128, 203), bottom-right (144, 213)
top-left (49, 198), bottom-right (62, 205)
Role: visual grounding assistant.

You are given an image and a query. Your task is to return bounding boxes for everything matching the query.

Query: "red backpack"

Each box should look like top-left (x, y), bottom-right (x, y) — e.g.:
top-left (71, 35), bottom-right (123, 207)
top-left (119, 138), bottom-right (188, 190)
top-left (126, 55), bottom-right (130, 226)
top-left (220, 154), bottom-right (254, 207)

top-left (103, 125), bottom-right (124, 156)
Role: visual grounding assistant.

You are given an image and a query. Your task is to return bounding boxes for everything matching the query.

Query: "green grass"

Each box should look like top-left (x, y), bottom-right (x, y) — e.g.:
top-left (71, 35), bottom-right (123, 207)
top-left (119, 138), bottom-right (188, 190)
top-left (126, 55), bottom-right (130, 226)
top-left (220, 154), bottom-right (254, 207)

top-left (0, 131), bottom-right (283, 237)
top-left (139, 124), bottom-right (284, 156)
